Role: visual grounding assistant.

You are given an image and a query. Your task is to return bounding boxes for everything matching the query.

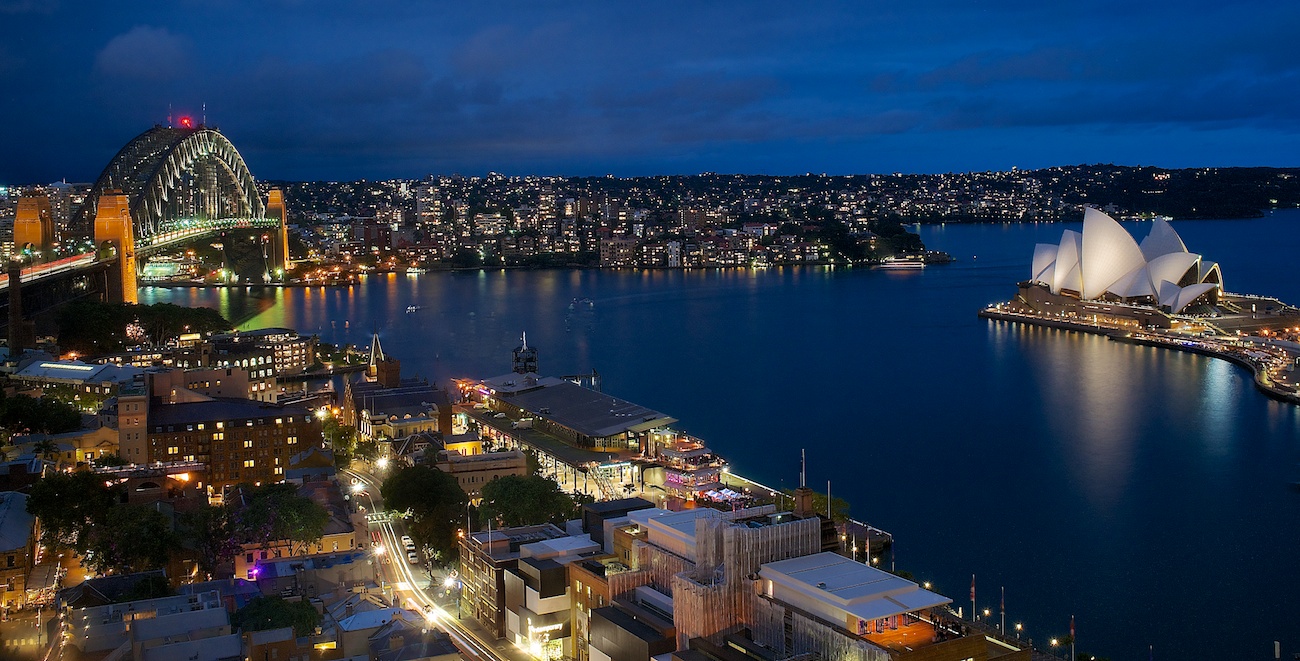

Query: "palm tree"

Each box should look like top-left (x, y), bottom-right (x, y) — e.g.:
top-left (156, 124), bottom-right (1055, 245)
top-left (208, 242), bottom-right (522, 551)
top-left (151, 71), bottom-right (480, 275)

top-left (32, 439), bottom-right (59, 464)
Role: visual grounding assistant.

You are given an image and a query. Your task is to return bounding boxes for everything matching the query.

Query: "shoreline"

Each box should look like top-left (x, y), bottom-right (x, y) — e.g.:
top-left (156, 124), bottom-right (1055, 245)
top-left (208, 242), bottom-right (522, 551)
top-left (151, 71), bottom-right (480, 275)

top-left (978, 307), bottom-right (1300, 405)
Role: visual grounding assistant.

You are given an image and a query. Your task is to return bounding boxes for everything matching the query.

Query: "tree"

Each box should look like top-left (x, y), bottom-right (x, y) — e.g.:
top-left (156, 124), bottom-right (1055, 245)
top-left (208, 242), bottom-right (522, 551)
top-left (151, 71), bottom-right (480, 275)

top-left (93, 452), bottom-right (131, 468)
top-left (479, 474), bottom-right (578, 528)
top-left (0, 393), bottom-right (82, 435)
top-left (117, 574), bottom-right (174, 602)
top-left (381, 465), bottom-right (467, 562)
top-left (228, 483), bottom-right (329, 556)
top-left (177, 504), bottom-right (241, 578)
top-left (322, 416), bottom-right (358, 468)
top-left (233, 596), bottom-right (321, 637)
top-left (56, 301), bottom-right (231, 354)
top-left (780, 488), bottom-right (852, 523)
top-left (26, 470), bottom-right (118, 554)
top-left (83, 504), bottom-right (177, 575)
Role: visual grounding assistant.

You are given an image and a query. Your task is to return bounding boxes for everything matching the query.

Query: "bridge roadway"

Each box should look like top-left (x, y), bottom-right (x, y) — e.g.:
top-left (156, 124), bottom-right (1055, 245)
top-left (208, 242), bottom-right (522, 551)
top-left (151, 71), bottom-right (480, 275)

top-left (0, 216), bottom-right (281, 294)
top-left (0, 253), bottom-right (100, 294)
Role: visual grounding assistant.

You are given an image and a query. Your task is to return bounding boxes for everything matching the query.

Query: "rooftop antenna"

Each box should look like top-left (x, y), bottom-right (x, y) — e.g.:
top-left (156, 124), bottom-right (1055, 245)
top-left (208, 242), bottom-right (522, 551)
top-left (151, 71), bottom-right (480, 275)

top-left (167, 103), bottom-right (173, 128)
top-left (800, 448), bottom-right (806, 488)
top-left (202, 102), bottom-right (207, 127)
top-left (827, 480), bottom-right (832, 519)
top-left (521, 331), bottom-right (527, 351)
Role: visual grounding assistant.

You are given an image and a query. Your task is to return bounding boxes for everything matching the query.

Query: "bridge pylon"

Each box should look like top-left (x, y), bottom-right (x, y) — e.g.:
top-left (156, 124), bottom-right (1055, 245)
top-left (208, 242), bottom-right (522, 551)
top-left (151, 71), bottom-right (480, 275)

top-left (267, 189), bottom-right (290, 271)
top-left (94, 192), bottom-right (138, 304)
top-left (14, 196), bottom-right (55, 258)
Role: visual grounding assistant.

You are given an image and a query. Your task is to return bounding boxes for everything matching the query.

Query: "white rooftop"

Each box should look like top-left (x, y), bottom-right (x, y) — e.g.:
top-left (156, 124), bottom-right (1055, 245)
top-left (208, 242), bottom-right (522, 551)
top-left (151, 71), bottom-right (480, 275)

top-left (520, 533), bottom-right (600, 560)
top-left (760, 552), bottom-right (951, 627)
top-left (337, 607), bottom-right (415, 632)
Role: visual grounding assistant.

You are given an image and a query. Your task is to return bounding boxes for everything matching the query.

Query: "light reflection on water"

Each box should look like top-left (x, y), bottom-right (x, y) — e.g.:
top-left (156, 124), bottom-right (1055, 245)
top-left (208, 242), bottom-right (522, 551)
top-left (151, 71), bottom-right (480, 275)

top-left (139, 211), bottom-right (1300, 660)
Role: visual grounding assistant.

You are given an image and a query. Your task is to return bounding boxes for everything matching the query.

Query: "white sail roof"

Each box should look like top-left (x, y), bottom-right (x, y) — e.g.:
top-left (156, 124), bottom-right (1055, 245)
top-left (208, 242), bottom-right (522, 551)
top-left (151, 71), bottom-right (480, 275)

top-left (1139, 218), bottom-right (1189, 261)
top-left (1031, 243), bottom-right (1058, 284)
top-left (1199, 261), bottom-right (1222, 289)
top-left (1145, 252), bottom-right (1201, 290)
top-left (1081, 208), bottom-right (1147, 300)
top-left (1052, 230), bottom-right (1082, 294)
top-left (1172, 283), bottom-right (1218, 313)
top-left (1107, 264), bottom-right (1155, 299)
top-left (1157, 279), bottom-right (1183, 308)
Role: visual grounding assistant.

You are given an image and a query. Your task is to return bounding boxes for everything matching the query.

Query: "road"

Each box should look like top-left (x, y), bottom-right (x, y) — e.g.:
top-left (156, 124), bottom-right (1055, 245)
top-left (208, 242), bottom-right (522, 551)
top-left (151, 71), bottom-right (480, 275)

top-left (343, 468), bottom-right (529, 661)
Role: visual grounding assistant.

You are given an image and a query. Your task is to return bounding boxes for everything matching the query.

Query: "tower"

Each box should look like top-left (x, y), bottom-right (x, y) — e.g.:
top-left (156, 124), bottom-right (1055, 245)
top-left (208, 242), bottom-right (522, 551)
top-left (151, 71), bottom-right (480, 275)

top-left (13, 196), bottom-right (54, 256)
top-left (93, 192), bottom-right (138, 304)
top-left (512, 332), bottom-right (538, 374)
top-left (266, 189), bottom-right (291, 271)
top-left (368, 333), bottom-right (401, 387)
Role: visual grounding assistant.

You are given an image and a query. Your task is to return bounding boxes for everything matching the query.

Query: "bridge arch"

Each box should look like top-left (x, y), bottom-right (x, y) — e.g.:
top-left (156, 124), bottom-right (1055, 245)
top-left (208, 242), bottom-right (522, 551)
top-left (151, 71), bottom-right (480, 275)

top-left (74, 125), bottom-right (265, 244)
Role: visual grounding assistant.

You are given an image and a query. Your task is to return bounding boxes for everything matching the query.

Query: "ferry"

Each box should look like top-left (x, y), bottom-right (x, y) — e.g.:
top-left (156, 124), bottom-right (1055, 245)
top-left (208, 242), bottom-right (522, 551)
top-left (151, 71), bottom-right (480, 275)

top-left (876, 256), bottom-right (926, 270)
top-left (406, 305), bottom-right (419, 313)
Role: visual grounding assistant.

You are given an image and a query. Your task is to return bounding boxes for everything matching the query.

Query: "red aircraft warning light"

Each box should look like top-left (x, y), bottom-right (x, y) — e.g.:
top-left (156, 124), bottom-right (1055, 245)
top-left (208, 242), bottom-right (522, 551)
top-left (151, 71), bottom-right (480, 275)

top-left (179, 116), bottom-right (194, 128)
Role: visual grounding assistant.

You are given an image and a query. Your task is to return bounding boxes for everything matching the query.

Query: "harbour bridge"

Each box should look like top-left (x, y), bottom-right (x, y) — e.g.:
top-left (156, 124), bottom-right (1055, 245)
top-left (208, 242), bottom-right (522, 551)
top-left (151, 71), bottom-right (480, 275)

top-left (6, 124), bottom-right (289, 345)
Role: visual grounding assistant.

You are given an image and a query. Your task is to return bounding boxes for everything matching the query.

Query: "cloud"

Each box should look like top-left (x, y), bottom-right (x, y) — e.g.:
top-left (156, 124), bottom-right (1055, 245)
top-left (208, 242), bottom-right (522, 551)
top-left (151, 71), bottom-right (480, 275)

top-left (0, 0), bottom-right (57, 14)
top-left (95, 26), bottom-right (192, 81)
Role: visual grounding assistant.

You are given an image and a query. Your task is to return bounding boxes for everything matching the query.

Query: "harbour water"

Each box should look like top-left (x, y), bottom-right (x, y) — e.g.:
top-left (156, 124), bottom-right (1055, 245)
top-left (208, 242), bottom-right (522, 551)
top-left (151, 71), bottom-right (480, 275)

top-left (142, 210), bottom-right (1300, 659)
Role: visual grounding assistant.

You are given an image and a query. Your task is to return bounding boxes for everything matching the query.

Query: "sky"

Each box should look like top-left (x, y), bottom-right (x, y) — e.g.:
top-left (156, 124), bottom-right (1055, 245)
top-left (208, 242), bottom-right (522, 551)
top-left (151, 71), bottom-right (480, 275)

top-left (2, 0), bottom-right (1300, 183)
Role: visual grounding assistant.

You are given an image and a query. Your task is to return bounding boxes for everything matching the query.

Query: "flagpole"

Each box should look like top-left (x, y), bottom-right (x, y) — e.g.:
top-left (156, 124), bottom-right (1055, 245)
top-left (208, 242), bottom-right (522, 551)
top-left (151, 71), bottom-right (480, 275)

top-left (1070, 614), bottom-right (1076, 661)
top-left (970, 574), bottom-right (976, 622)
top-left (1000, 586), bottom-right (1005, 634)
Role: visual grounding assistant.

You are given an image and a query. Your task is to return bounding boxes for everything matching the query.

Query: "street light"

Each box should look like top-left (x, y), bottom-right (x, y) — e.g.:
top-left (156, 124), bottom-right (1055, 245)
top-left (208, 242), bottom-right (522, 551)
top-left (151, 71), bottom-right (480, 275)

top-left (1014, 623), bottom-right (1022, 639)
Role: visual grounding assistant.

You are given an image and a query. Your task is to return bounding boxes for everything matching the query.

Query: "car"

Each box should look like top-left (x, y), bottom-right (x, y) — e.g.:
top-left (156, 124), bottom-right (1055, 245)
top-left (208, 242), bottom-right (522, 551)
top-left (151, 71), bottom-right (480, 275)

top-left (401, 536), bottom-right (416, 551)
top-left (407, 551), bottom-right (420, 564)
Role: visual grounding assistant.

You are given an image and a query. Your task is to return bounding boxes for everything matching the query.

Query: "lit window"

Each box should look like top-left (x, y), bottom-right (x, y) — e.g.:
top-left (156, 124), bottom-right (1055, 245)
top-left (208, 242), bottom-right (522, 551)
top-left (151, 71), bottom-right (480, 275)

top-left (168, 446), bottom-right (179, 455)
top-left (244, 440), bottom-right (254, 449)
top-left (243, 459), bottom-right (255, 468)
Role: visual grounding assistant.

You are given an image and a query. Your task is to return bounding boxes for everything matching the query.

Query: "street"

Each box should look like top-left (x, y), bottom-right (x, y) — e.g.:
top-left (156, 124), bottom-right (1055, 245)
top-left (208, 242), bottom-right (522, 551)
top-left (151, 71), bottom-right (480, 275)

top-left (343, 468), bottom-right (534, 661)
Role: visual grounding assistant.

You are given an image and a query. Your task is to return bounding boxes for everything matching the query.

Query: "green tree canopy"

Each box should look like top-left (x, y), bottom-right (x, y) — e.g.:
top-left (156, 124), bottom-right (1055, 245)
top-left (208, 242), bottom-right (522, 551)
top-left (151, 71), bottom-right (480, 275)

top-left (233, 596), bottom-right (321, 637)
top-left (228, 483), bottom-right (329, 555)
top-left (479, 474), bottom-right (578, 528)
top-left (0, 392), bottom-right (83, 435)
top-left (177, 504), bottom-right (242, 578)
top-left (82, 504), bottom-right (177, 575)
top-left (25, 470), bottom-right (119, 554)
top-left (381, 465), bottom-right (467, 562)
top-left (56, 300), bottom-right (231, 355)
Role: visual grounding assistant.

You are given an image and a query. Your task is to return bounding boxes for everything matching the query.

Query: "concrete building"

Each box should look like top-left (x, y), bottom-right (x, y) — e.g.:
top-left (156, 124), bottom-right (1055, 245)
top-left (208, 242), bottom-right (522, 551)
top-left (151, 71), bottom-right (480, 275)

top-left (10, 359), bottom-right (143, 403)
top-left (0, 492), bottom-right (35, 611)
top-left (434, 448), bottom-right (528, 502)
top-left (62, 589), bottom-right (241, 661)
top-left (502, 534), bottom-right (601, 659)
top-left (460, 524), bottom-right (570, 640)
top-left (749, 552), bottom-right (1029, 661)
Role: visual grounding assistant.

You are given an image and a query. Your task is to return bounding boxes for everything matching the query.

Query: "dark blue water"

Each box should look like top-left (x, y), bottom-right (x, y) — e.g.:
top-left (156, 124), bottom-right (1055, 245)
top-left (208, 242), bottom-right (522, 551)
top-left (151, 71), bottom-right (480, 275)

top-left (143, 210), bottom-right (1300, 660)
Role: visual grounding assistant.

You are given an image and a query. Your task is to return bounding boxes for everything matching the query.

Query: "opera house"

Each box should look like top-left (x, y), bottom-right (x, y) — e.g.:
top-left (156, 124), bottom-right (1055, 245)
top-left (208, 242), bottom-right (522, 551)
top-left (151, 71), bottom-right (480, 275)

top-left (1009, 208), bottom-right (1226, 328)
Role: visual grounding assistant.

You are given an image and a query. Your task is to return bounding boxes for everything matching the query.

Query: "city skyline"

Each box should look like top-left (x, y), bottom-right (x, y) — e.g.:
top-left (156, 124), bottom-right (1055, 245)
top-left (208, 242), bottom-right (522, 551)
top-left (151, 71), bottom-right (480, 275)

top-left (3, 1), bottom-right (1300, 183)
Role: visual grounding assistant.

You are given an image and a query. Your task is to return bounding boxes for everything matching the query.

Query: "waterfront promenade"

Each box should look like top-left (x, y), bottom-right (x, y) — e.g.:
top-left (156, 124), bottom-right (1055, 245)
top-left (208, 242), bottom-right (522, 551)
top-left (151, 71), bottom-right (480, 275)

top-left (979, 305), bottom-right (1300, 404)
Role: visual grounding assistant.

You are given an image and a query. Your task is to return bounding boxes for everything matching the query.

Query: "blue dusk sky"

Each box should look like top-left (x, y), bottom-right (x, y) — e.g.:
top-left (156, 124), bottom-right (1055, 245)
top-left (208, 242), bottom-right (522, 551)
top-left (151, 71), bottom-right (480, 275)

top-left (2, 0), bottom-right (1299, 182)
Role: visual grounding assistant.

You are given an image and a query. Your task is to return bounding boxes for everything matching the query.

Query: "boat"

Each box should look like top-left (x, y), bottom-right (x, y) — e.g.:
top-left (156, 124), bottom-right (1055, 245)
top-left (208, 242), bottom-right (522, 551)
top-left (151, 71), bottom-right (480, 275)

top-left (876, 256), bottom-right (926, 270)
top-left (406, 305), bottom-right (419, 313)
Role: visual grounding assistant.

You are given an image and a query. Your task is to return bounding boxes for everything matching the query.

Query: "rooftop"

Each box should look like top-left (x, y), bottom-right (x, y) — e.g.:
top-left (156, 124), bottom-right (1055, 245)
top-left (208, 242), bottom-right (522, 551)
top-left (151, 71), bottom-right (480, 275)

top-left (759, 552), bottom-right (950, 626)
top-left (497, 378), bottom-right (677, 439)
top-left (0, 492), bottom-right (33, 553)
top-left (14, 360), bottom-right (142, 385)
top-left (148, 397), bottom-right (312, 427)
